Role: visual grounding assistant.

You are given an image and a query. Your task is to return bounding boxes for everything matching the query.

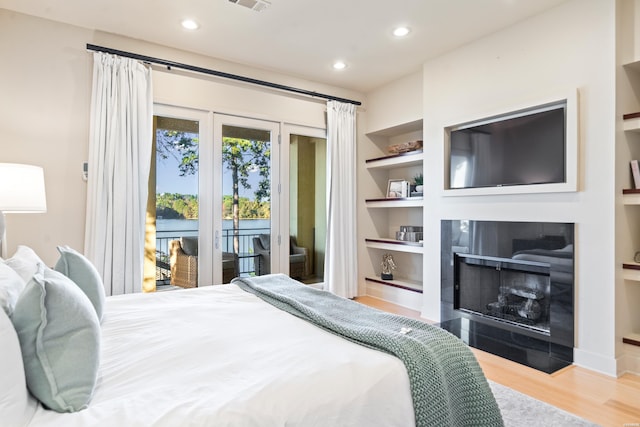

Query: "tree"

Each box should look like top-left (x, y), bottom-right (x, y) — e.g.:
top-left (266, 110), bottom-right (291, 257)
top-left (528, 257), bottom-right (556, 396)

top-left (155, 193), bottom-right (198, 220)
top-left (155, 130), bottom-right (271, 253)
top-left (156, 130), bottom-right (199, 177)
top-left (222, 137), bottom-right (271, 253)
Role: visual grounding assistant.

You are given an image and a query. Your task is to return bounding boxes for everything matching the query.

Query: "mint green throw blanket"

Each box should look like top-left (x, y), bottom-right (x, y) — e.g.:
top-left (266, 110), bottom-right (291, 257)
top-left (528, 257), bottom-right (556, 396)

top-left (233, 274), bottom-right (504, 427)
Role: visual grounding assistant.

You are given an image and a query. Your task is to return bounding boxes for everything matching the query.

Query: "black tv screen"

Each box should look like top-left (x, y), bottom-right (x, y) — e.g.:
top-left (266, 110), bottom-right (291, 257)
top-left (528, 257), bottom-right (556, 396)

top-left (448, 102), bottom-right (566, 190)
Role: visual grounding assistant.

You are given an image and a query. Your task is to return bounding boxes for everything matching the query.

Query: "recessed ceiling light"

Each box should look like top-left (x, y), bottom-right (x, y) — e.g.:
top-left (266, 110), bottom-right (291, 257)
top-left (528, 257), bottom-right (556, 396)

top-left (333, 61), bottom-right (347, 70)
top-left (393, 26), bottom-right (410, 37)
top-left (181, 19), bottom-right (199, 30)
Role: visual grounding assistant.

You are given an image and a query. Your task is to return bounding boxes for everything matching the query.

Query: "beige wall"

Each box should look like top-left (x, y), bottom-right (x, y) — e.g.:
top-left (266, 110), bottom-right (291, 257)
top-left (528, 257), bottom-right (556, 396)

top-left (0, 9), bottom-right (362, 267)
top-left (0, 10), bottom-right (93, 264)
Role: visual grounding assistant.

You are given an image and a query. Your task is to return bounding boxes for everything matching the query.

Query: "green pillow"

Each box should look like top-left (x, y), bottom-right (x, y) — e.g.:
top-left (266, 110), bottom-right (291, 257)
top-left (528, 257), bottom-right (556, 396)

top-left (54, 246), bottom-right (105, 321)
top-left (11, 265), bottom-right (100, 413)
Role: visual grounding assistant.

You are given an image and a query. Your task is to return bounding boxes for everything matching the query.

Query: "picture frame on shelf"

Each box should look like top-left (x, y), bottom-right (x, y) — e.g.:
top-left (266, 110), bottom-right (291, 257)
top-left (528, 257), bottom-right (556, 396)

top-left (631, 160), bottom-right (640, 189)
top-left (387, 179), bottom-right (409, 198)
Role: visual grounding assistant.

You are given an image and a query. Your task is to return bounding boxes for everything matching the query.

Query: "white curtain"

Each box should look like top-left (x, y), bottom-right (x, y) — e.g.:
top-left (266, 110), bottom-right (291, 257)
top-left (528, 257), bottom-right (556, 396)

top-left (84, 52), bottom-right (153, 296)
top-left (324, 101), bottom-right (357, 298)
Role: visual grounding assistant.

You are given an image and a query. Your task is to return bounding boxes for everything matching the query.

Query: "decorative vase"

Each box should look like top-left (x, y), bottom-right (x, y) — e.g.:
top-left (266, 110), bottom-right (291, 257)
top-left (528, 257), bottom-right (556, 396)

top-left (416, 185), bottom-right (424, 192)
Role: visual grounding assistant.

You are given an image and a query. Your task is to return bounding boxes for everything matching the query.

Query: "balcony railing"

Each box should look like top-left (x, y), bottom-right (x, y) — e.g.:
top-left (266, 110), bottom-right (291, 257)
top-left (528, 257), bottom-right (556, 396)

top-left (155, 227), bottom-right (269, 286)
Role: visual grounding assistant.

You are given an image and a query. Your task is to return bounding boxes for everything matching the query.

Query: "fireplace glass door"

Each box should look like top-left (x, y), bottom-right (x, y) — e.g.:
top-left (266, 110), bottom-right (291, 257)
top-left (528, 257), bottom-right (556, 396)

top-left (455, 254), bottom-right (551, 334)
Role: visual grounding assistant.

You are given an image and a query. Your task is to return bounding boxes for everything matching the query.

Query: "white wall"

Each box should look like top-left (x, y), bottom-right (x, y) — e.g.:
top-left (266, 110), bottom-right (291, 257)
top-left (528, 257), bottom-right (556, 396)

top-left (422, 0), bottom-right (617, 375)
top-left (0, 9), bottom-right (363, 266)
top-left (365, 71), bottom-right (423, 134)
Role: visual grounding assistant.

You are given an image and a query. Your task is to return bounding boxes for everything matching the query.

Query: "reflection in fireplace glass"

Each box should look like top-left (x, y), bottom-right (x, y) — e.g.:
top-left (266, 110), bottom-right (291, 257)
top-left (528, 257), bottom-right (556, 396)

top-left (456, 255), bottom-right (551, 334)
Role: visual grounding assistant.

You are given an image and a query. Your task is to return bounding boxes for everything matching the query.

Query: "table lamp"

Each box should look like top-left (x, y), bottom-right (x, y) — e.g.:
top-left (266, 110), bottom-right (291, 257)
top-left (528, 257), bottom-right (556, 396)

top-left (0, 163), bottom-right (47, 258)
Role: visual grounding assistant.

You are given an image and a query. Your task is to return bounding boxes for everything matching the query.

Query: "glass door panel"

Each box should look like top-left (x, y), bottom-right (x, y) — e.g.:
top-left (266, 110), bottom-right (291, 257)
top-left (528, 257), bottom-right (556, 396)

top-left (148, 113), bottom-right (201, 290)
top-left (285, 125), bottom-right (327, 286)
top-left (215, 115), bottom-right (279, 281)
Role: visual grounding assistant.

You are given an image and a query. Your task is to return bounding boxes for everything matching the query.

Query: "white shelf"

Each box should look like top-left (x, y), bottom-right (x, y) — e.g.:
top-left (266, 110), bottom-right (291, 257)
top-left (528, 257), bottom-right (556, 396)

top-left (623, 117), bottom-right (640, 133)
top-left (623, 59), bottom-right (640, 72)
top-left (365, 238), bottom-right (424, 254)
top-left (623, 262), bottom-right (640, 281)
top-left (365, 276), bottom-right (422, 293)
top-left (365, 197), bottom-right (423, 208)
top-left (623, 190), bottom-right (640, 205)
top-left (365, 151), bottom-right (424, 170)
top-left (622, 332), bottom-right (640, 347)
top-left (366, 119), bottom-right (423, 137)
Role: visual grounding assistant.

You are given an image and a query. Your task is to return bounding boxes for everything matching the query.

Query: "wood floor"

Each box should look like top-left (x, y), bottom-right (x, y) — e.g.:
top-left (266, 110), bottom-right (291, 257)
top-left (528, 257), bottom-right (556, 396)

top-left (354, 296), bottom-right (640, 427)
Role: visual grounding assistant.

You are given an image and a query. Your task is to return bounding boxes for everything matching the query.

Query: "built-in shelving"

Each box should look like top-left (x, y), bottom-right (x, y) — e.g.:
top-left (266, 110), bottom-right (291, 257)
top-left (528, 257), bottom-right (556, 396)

top-left (616, 114), bottom-right (640, 204)
top-left (361, 119), bottom-right (423, 309)
top-left (618, 13), bottom-right (640, 359)
top-left (623, 113), bottom-right (640, 280)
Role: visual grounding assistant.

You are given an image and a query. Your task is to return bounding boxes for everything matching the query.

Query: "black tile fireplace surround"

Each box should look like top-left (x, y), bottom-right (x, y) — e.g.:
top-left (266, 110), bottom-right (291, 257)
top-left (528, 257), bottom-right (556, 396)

top-left (439, 220), bottom-right (575, 374)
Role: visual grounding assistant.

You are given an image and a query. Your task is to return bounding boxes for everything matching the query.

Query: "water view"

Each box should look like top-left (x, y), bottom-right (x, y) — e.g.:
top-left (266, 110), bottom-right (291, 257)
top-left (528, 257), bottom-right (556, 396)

top-left (157, 218), bottom-right (270, 254)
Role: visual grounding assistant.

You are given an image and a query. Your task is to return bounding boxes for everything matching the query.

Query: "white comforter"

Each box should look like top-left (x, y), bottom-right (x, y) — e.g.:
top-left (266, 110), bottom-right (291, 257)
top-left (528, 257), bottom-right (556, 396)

top-left (27, 284), bottom-right (415, 426)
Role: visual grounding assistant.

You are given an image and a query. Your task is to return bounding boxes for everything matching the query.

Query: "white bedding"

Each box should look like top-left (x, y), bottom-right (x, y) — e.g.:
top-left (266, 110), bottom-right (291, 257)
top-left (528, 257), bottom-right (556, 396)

top-left (26, 284), bottom-right (415, 426)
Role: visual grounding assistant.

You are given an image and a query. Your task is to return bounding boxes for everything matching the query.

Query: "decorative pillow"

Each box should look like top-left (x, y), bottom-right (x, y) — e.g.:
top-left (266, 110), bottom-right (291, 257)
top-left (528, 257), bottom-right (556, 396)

top-left (12, 265), bottom-right (101, 413)
top-left (4, 245), bottom-right (46, 284)
top-left (259, 234), bottom-right (271, 251)
top-left (180, 236), bottom-right (198, 256)
top-left (54, 245), bottom-right (105, 321)
top-left (0, 307), bottom-right (37, 425)
top-left (0, 262), bottom-right (27, 317)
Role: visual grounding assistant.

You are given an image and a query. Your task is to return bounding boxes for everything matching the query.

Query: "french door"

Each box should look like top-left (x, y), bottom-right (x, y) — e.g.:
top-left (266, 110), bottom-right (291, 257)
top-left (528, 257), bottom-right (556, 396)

top-left (213, 114), bottom-right (280, 282)
top-left (148, 105), bottom-right (211, 290)
top-left (147, 105), bottom-right (326, 290)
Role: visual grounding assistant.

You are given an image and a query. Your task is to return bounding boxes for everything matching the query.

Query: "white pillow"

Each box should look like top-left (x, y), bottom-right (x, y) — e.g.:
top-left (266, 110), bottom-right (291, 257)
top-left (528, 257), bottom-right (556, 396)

top-left (4, 246), bottom-right (46, 284)
top-left (0, 262), bottom-right (27, 317)
top-left (0, 305), bottom-right (37, 425)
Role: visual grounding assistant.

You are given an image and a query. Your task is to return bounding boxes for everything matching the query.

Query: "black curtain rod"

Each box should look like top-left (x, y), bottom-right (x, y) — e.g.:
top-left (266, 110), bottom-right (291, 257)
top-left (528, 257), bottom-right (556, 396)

top-left (86, 44), bottom-right (361, 106)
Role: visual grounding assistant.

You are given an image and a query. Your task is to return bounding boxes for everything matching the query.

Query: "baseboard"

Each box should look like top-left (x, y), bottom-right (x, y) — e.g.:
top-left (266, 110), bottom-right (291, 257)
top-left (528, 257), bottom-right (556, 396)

top-left (616, 346), bottom-right (640, 376)
top-left (573, 347), bottom-right (618, 377)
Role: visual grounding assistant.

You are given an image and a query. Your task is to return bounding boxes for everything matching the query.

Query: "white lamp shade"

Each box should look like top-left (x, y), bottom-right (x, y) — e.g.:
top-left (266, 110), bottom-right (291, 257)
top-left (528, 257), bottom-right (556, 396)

top-left (0, 163), bottom-right (47, 213)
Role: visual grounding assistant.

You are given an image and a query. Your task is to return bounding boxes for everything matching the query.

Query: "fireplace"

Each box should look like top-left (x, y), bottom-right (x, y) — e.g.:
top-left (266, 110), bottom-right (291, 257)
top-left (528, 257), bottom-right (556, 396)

top-left (440, 220), bottom-right (574, 373)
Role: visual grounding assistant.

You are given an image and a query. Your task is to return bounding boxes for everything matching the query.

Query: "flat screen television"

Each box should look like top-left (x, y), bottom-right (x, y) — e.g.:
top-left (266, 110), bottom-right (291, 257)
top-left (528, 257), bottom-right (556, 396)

top-left (447, 101), bottom-right (566, 191)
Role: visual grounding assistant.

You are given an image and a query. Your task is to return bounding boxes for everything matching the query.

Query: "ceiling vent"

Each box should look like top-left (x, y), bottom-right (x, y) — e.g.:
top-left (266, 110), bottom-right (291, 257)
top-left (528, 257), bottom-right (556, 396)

top-left (228, 0), bottom-right (271, 12)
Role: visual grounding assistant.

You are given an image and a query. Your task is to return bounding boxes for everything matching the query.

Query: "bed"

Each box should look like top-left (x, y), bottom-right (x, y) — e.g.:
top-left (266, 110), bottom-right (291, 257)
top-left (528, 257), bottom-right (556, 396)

top-left (1, 246), bottom-right (503, 427)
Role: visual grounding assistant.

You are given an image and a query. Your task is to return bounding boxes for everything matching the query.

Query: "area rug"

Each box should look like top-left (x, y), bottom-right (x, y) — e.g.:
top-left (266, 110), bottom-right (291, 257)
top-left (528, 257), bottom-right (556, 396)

top-left (489, 381), bottom-right (601, 427)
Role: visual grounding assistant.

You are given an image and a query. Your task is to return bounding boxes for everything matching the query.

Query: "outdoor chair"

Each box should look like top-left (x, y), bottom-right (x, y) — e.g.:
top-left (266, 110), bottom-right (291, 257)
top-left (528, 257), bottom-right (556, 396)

top-left (252, 234), bottom-right (307, 279)
top-left (169, 237), bottom-right (239, 288)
